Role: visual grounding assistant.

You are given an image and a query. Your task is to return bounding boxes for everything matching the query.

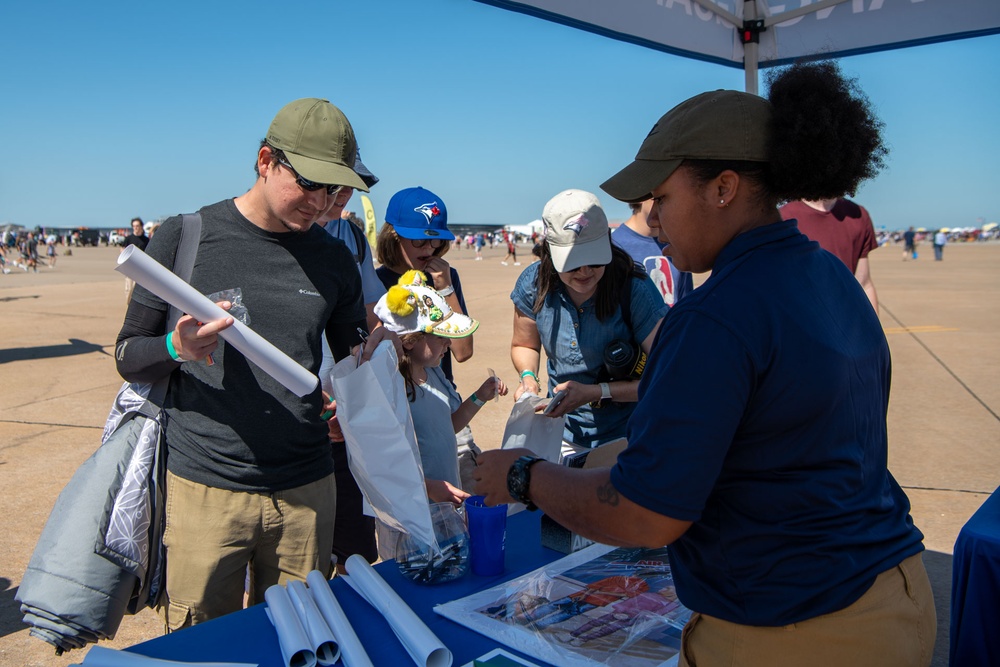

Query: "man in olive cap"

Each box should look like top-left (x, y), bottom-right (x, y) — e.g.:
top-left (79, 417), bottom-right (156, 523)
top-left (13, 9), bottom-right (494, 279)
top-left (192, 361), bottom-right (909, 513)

top-left (115, 98), bottom-right (391, 629)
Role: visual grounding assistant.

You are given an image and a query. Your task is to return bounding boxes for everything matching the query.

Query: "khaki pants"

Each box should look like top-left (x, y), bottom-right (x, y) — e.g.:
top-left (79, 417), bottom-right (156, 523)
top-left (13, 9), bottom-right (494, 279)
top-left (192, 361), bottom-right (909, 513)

top-left (680, 553), bottom-right (936, 667)
top-left (159, 471), bottom-right (336, 631)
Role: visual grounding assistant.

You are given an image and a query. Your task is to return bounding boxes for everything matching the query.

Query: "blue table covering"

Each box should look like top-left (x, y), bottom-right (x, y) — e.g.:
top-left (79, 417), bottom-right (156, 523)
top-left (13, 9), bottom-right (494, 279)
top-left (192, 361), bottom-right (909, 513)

top-left (126, 510), bottom-right (561, 666)
top-left (950, 486), bottom-right (1000, 667)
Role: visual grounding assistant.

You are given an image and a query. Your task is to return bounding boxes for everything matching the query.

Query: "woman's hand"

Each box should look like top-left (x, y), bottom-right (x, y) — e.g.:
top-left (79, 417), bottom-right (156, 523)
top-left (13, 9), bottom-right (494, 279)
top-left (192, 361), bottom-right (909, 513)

top-left (514, 374), bottom-right (540, 400)
top-left (534, 380), bottom-right (597, 418)
top-left (472, 448), bottom-right (536, 505)
top-left (426, 479), bottom-right (470, 506)
top-left (171, 301), bottom-right (233, 362)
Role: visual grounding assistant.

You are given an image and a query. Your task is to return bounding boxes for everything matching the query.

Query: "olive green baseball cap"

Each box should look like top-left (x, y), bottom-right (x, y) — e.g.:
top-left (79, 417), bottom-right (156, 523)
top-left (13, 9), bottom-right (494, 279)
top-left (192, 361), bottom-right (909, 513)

top-left (265, 98), bottom-right (369, 192)
top-left (601, 90), bottom-right (772, 204)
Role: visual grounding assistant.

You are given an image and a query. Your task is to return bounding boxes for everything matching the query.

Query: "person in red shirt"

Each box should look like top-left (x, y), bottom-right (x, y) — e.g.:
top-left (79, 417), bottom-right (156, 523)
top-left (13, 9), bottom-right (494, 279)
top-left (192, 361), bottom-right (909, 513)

top-left (780, 198), bottom-right (879, 312)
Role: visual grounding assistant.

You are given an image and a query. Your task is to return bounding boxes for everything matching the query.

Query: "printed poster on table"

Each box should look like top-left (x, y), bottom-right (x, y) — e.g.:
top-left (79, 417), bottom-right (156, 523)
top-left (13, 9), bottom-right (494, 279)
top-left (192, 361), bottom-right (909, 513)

top-left (435, 544), bottom-right (691, 667)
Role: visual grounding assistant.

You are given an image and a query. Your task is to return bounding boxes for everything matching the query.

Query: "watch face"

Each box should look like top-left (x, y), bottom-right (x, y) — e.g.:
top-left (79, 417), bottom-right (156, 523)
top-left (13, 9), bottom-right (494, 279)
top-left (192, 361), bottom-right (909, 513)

top-left (507, 460), bottom-right (529, 503)
top-left (507, 456), bottom-right (540, 507)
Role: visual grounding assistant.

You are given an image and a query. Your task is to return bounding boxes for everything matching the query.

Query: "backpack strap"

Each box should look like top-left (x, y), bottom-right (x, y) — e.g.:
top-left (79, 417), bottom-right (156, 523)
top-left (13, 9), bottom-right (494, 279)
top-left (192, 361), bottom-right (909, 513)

top-left (619, 265), bottom-right (640, 335)
top-left (347, 219), bottom-right (368, 264)
top-left (145, 213), bottom-right (202, 410)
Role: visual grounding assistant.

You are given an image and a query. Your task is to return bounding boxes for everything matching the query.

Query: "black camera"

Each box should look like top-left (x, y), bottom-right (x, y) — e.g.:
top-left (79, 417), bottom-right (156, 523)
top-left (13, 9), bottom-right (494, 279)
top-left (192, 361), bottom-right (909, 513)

top-left (603, 339), bottom-right (646, 381)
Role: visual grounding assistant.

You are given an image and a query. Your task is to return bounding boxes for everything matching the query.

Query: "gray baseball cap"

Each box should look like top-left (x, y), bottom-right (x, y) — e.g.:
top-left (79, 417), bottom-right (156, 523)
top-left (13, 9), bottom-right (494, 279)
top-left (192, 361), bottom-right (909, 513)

top-left (542, 189), bottom-right (612, 273)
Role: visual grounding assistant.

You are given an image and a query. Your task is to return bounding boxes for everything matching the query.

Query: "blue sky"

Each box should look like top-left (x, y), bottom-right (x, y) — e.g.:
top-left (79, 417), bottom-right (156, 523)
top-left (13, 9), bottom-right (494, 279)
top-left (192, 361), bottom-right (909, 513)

top-left (2, 0), bottom-right (998, 232)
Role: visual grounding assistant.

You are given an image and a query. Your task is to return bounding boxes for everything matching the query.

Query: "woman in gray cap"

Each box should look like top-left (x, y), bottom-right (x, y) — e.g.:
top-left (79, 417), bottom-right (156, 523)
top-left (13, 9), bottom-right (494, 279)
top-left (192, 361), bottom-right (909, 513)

top-left (475, 62), bottom-right (933, 666)
top-left (510, 188), bottom-right (668, 460)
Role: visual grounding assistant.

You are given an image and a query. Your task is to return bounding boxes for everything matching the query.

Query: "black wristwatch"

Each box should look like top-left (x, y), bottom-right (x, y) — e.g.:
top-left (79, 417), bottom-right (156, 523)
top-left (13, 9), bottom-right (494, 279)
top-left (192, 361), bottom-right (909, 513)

top-left (507, 455), bottom-right (544, 511)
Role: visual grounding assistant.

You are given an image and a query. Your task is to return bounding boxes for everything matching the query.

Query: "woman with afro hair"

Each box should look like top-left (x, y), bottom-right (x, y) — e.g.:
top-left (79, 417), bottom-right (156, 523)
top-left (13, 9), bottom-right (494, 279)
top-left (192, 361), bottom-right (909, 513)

top-left (473, 61), bottom-right (934, 666)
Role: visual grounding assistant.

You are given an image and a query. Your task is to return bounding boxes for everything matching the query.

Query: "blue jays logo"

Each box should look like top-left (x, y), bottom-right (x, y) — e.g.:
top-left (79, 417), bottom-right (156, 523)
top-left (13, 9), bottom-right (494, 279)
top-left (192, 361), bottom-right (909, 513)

top-left (414, 202), bottom-right (441, 225)
top-left (562, 212), bottom-right (588, 236)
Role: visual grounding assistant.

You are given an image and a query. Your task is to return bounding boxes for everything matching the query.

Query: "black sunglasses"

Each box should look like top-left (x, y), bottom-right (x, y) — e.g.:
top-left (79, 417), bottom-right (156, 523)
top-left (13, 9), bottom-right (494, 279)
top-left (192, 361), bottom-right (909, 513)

top-left (409, 238), bottom-right (447, 249)
top-left (276, 157), bottom-right (344, 196)
top-left (568, 263), bottom-right (607, 272)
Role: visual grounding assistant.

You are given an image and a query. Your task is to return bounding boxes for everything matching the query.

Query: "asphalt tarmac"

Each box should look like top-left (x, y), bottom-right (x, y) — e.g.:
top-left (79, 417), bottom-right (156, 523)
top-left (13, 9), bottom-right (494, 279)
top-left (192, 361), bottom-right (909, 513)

top-left (1, 240), bottom-right (997, 666)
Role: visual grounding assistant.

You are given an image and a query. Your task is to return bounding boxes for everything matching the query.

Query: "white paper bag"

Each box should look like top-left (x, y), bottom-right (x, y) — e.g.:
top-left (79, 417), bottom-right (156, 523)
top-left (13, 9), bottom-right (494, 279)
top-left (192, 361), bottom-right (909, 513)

top-left (329, 341), bottom-right (438, 551)
top-left (500, 394), bottom-right (565, 463)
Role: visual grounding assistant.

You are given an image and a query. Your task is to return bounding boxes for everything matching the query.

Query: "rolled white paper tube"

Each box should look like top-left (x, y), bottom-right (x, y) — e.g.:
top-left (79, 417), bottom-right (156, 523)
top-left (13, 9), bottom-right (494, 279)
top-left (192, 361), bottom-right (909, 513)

top-left (287, 579), bottom-right (341, 666)
top-left (264, 584), bottom-right (317, 667)
top-left (305, 570), bottom-right (374, 667)
top-left (343, 555), bottom-right (452, 667)
top-left (116, 246), bottom-right (317, 396)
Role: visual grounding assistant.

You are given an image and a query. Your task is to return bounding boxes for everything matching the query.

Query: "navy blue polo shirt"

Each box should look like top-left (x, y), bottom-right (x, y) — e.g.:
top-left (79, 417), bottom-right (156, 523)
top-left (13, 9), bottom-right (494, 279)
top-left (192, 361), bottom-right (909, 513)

top-left (612, 218), bottom-right (923, 626)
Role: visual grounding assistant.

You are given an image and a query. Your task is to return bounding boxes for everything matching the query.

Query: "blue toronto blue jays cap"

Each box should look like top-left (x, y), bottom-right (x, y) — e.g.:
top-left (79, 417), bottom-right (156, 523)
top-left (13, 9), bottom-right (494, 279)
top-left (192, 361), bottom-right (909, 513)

top-left (384, 187), bottom-right (455, 241)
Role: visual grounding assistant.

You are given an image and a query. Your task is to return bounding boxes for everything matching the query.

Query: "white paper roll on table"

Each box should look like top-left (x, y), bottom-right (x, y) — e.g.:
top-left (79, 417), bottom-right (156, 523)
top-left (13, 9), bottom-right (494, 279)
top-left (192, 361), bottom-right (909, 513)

top-left (305, 570), bottom-right (374, 667)
top-left (264, 584), bottom-right (316, 667)
top-left (287, 580), bottom-right (341, 666)
top-left (343, 555), bottom-right (452, 667)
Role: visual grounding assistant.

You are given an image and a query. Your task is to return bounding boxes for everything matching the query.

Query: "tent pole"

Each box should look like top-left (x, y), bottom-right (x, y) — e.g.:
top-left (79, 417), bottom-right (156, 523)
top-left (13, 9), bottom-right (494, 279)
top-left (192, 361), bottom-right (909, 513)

top-left (745, 43), bottom-right (759, 95)
top-left (744, 0), bottom-right (760, 95)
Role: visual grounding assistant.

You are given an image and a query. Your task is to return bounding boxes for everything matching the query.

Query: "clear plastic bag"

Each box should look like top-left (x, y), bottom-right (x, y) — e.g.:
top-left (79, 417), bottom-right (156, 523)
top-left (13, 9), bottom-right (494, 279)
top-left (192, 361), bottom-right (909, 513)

top-left (395, 503), bottom-right (470, 585)
top-left (205, 287), bottom-right (249, 325)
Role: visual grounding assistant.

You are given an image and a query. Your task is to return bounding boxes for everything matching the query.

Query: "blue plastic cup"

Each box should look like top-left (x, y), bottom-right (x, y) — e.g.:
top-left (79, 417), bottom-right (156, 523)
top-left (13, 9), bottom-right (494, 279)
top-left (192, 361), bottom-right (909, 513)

top-left (465, 496), bottom-right (507, 576)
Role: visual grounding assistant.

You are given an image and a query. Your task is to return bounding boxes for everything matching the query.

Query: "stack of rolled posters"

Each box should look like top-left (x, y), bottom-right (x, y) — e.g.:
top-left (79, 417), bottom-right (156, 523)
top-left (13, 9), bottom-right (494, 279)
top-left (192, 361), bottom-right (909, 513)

top-left (342, 555), bottom-right (452, 667)
top-left (116, 246), bottom-right (317, 397)
top-left (305, 571), bottom-right (373, 667)
top-left (265, 573), bottom-right (374, 667)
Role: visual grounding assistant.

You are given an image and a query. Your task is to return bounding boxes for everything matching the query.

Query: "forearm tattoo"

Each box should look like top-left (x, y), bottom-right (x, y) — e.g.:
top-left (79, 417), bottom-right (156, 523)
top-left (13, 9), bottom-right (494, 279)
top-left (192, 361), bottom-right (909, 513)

top-left (596, 480), bottom-right (620, 507)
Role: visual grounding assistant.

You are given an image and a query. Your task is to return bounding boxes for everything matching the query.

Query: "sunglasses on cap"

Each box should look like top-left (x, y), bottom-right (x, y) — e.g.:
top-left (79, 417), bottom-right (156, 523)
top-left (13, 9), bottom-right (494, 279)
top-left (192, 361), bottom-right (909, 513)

top-left (276, 157), bottom-right (345, 196)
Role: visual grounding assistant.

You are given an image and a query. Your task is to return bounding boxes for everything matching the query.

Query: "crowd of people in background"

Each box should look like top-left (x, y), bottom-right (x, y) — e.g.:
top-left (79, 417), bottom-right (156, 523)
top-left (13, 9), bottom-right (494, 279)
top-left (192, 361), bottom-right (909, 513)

top-left (0, 228), bottom-right (62, 273)
top-left (878, 225), bottom-right (998, 248)
top-left (2, 216), bottom-right (995, 280)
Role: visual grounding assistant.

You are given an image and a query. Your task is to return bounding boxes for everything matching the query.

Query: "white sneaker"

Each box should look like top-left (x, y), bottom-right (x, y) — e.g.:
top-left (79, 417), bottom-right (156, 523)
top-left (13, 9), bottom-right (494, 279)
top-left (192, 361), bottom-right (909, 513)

top-left (514, 262), bottom-right (521, 266)
top-left (501, 261), bottom-right (508, 266)
top-left (2, 268), bottom-right (9, 274)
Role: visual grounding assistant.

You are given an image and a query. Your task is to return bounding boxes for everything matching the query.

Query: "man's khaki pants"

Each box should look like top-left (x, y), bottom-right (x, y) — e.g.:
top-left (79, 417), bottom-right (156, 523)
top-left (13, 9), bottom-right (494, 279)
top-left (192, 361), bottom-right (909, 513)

top-left (158, 471), bottom-right (336, 631)
top-left (680, 553), bottom-right (936, 667)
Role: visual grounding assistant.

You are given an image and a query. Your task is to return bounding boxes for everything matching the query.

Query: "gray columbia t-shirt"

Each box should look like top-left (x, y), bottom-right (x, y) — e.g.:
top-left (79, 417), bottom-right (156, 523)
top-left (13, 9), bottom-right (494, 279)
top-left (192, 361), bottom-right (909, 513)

top-left (132, 199), bottom-right (365, 492)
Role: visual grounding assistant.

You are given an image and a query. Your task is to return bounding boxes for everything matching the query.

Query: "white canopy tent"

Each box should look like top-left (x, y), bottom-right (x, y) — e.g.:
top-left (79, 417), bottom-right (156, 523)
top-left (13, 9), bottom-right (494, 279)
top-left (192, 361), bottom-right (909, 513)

top-left (473, 0), bottom-right (1000, 94)
top-left (504, 219), bottom-right (546, 237)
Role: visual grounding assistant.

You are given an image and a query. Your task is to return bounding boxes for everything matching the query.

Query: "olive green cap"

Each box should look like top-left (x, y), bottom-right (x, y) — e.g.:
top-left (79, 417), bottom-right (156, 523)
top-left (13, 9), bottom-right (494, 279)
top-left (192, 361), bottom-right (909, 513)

top-left (265, 98), bottom-right (369, 192)
top-left (601, 90), bottom-right (771, 204)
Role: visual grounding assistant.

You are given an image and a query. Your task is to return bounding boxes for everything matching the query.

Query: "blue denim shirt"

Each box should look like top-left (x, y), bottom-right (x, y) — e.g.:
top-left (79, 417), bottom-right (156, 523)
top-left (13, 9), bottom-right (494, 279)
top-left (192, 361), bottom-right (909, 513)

top-left (510, 262), bottom-right (667, 447)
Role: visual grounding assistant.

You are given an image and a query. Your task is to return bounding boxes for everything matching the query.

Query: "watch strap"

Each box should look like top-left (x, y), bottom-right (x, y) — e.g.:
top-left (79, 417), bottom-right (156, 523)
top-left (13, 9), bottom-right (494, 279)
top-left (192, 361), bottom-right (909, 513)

top-left (507, 455), bottom-right (544, 511)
